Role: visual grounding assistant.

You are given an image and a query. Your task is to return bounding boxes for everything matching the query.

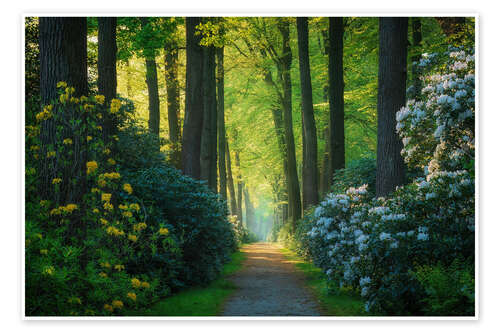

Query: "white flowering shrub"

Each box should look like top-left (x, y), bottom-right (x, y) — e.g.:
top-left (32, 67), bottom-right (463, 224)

top-left (303, 49), bottom-right (475, 315)
top-left (397, 49), bottom-right (475, 173)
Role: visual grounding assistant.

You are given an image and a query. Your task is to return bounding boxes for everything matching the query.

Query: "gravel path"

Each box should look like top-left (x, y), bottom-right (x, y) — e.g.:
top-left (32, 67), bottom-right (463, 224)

top-left (221, 242), bottom-right (322, 316)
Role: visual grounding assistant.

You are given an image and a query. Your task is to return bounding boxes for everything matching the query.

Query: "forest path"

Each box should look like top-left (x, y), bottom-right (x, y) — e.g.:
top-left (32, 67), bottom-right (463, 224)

top-left (221, 242), bottom-right (322, 316)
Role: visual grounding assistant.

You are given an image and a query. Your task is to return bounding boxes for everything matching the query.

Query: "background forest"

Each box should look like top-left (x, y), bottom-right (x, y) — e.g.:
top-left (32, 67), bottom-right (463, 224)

top-left (24, 16), bottom-right (475, 316)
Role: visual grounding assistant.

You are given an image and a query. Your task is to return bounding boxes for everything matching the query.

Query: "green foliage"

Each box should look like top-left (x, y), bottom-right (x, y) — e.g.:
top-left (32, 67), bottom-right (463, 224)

top-left (412, 259), bottom-right (474, 316)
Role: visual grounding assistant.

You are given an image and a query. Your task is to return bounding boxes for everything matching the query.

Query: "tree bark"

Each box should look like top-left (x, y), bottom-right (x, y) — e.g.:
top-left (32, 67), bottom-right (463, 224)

top-left (39, 17), bottom-right (88, 202)
top-left (297, 17), bottom-right (319, 210)
top-left (217, 47), bottom-right (227, 200)
top-left (410, 17), bottom-right (422, 101)
top-left (200, 45), bottom-right (217, 191)
top-left (328, 17), bottom-right (345, 176)
top-left (376, 17), bottom-right (408, 197)
top-left (226, 140), bottom-right (238, 217)
top-left (182, 17), bottom-right (204, 179)
top-left (97, 17), bottom-right (117, 143)
top-left (278, 19), bottom-right (301, 229)
top-left (235, 150), bottom-right (243, 225)
top-left (140, 18), bottom-right (160, 137)
top-left (164, 38), bottom-right (181, 167)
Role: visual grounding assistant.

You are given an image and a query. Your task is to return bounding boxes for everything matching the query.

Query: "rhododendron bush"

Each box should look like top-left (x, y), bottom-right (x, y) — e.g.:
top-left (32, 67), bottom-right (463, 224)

top-left (302, 49), bottom-right (475, 315)
top-left (25, 85), bottom-right (236, 315)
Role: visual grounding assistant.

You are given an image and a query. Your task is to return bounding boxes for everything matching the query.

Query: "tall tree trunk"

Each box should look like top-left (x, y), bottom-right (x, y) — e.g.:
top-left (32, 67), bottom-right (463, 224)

top-left (226, 140), bottom-right (237, 217)
top-left (328, 17), bottom-right (345, 177)
top-left (376, 17), bottom-right (408, 197)
top-left (410, 17), bottom-right (422, 101)
top-left (235, 150), bottom-right (243, 225)
top-left (319, 127), bottom-right (331, 197)
top-left (297, 17), bottom-right (319, 210)
top-left (182, 17), bottom-right (204, 179)
top-left (126, 59), bottom-right (133, 98)
top-left (97, 17), bottom-right (117, 144)
top-left (38, 17), bottom-right (88, 246)
top-left (140, 18), bottom-right (160, 137)
top-left (39, 17), bottom-right (88, 202)
top-left (200, 45), bottom-right (217, 190)
top-left (278, 19), bottom-right (301, 230)
top-left (217, 47), bottom-right (227, 200)
top-left (164, 38), bottom-right (181, 167)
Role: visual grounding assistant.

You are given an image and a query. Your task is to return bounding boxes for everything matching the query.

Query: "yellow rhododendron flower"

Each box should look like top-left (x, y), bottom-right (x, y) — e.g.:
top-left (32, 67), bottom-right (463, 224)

top-left (87, 136), bottom-right (92, 142)
top-left (128, 234), bottom-right (137, 242)
top-left (63, 138), bottom-right (73, 145)
top-left (114, 264), bottom-right (124, 271)
top-left (59, 93), bottom-right (68, 104)
top-left (104, 148), bottom-right (111, 155)
top-left (70, 97), bottom-right (79, 104)
top-left (93, 208), bottom-right (100, 214)
top-left (103, 304), bottom-right (113, 312)
top-left (91, 188), bottom-right (100, 193)
top-left (80, 95), bottom-right (88, 103)
top-left (123, 183), bottom-right (133, 195)
top-left (107, 158), bottom-right (116, 166)
top-left (65, 204), bottom-right (78, 213)
top-left (56, 81), bottom-right (67, 88)
top-left (112, 300), bottom-right (123, 309)
top-left (40, 249), bottom-right (48, 255)
top-left (100, 262), bottom-right (111, 268)
top-left (35, 233), bottom-right (43, 240)
top-left (52, 178), bottom-right (62, 185)
top-left (30, 145), bottom-right (39, 151)
top-left (141, 281), bottom-right (150, 289)
top-left (118, 204), bottom-right (128, 210)
top-left (110, 99), bottom-right (121, 114)
top-left (133, 222), bottom-right (147, 232)
top-left (86, 161), bottom-right (98, 174)
top-left (103, 202), bottom-right (113, 211)
top-left (101, 193), bottom-right (111, 202)
top-left (127, 292), bottom-right (137, 302)
top-left (67, 297), bottom-right (82, 305)
top-left (95, 95), bottom-right (105, 105)
top-left (98, 179), bottom-right (107, 188)
top-left (83, 103), bottom-right (94, 112)
top-left (97, 125), bottom-right (102, 131)
top-left (39, 200), bottom-right (49, 207)
top-left (50, 207), bottom-right (62, 215)
top-left (99, 272), bottom-right (108, 278)
top-left (129, 203), bottom-right (140, 212)
top-left (47, 151), bottom-right (56, 158)
top-left (106, 226), bottom-right (124, 237)
top-left (131, 278), bottom-right (141, 288)
top-left (122, 211), bottom-right (132, 218)
top-left (159, 228), bottom-right (169, 236)
top-left (100, 218), bottom-right (108, 226)
top-left (42, 266), bottom-right (55, 276)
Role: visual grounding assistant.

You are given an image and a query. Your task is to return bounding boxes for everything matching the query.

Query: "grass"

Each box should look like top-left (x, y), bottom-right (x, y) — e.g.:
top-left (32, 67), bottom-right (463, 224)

top-left (279, 246), bottom-right (367, 316)
top-left (125, 250), bottom-right (246, 316)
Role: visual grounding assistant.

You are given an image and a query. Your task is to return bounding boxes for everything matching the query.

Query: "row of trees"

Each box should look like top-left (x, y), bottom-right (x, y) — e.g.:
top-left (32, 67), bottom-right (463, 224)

top-left (36, 16), bottom-right (472, 236)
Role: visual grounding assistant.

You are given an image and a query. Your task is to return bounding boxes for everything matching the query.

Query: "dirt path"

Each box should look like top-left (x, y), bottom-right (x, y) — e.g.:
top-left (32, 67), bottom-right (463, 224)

top-left (221, 242), bottom-right (322, 316)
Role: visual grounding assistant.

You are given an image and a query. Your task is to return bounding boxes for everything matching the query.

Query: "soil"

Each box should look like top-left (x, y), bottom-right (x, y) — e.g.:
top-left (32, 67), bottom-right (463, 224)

top-left (221, 242), bottom-right (322, 316)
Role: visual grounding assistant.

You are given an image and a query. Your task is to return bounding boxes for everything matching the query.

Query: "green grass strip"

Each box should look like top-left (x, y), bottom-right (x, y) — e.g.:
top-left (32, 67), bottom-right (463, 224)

top-left (126, 250), bottom-right (246, 316)
top-left (279, 246), bottom-right (367, 316)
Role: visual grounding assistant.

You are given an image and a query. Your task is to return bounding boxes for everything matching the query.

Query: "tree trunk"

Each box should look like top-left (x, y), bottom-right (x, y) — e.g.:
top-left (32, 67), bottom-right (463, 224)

top-left (126, 59), bottom-right (133, 98)
top-left (376, 17), bottom-right (408, 197)
top-left (278, 19), bottom-right (301, 230)
top-left (164, 39), bottom-right (181, 167)
top-left (200, 45), bottom-right (217, 191)
top-left (226, 140), bottom-right (237, 217)
top-left (410, 17), bottom-right (422, 101)
top-left (182, 17), bottom-right (204, 179)
top-left (39, 17), bottom-right (88, 202)
top-left (217, 47), bottom-right (227, 200)
top-left (97, 17), bottom-right (117, 143)
top-left (297, 17), bottom-right (319, 210)
top-left (244, 186), bottom-right (255, 232)
top-left (328, 17), bottom-right (345, 176)
top-left (140, 18), bottom-right (160, 137)
top-left (319, 127), bottom-right (331, 197)
top-left (235, 150), bottom-right (243, 225)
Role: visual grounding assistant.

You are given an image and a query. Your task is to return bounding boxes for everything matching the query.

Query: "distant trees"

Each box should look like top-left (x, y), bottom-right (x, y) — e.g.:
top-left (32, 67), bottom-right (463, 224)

top-left (296, 17), bottom-right (319, 210)
top-left (217, 46), bottom-right (227, 200)
top-left (376, 17), bottom-right (408, 197)
top-left (182, 17), bottom-right (204, 179)
top-left (140, 18), bottom-right (160, 136)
